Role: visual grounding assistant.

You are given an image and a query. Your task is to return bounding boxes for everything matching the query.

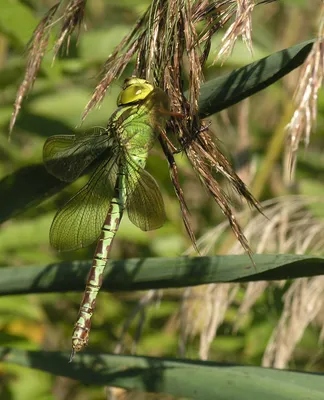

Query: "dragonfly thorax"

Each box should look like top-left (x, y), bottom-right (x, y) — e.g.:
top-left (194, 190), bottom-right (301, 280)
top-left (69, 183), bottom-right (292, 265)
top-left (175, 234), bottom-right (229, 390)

top-left (112, 103), bottom-right (159, 157)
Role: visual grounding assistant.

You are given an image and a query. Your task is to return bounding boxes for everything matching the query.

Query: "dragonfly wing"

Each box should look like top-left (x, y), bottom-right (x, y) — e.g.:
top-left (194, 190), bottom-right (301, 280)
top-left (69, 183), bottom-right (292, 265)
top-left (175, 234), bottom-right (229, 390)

top-left (50, 154), bottom-right (118, 251)
top-left (43, 130), bottom-right (113, 182)
top-left (125, 160), bottom-right (166, 231)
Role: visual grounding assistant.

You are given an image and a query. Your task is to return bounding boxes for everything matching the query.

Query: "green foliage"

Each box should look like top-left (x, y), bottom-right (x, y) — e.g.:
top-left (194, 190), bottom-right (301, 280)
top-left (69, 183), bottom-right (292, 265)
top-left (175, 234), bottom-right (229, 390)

top-left (1, 348), bottom-right (324, 400)
top-left (0, 0), bottom-right (38, 47)
top-left (0, 254), bottom-right (323, 295)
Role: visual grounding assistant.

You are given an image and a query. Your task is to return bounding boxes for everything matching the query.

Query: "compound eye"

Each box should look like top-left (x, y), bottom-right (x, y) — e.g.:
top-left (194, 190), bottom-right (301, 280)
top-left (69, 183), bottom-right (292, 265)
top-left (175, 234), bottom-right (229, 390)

top-left (122, 77), bottom-right (133, 89)
top-left (117, 78), bottom-right (154, 106)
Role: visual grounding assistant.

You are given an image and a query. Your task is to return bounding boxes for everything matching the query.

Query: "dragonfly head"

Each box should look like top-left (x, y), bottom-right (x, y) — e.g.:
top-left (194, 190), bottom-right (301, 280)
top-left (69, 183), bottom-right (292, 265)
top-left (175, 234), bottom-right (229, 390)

top-left (117, 77), bottom-right (154, 106)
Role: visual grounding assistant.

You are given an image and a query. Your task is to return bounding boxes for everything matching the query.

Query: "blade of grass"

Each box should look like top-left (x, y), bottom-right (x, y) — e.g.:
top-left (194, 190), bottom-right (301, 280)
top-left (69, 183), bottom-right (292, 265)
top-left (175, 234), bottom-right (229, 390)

top-left (199, 39), bottom-right (315, 117)
top-left (0, 254), bottom-right (323, 296)
top-left (0, 164), bottom-right (67, 223)
top-left (0, 347), bottom-right (323, 399)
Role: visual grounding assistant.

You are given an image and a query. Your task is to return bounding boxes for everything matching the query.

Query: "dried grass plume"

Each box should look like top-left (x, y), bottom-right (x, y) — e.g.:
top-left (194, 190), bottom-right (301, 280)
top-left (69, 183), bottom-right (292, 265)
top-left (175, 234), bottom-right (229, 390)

top-left (286, 2), bottom-right (324, 173)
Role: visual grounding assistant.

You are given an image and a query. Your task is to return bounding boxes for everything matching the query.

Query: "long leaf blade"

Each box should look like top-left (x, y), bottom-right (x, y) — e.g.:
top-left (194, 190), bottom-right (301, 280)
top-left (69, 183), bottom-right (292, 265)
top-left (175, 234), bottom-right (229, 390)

top-left (0, 164), bottom-right (66, 223)
top-left (0, 254), bottom-right (323, 295)
top-left (198, 40), bottom-right (315, 118)
top-left (0, 348), bottom-right (323, 399)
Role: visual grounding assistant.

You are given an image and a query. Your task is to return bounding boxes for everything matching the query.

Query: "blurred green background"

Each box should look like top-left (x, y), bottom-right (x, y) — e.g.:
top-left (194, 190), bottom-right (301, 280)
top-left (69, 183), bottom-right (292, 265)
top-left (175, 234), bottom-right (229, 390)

top-left (0, 0), bottom-right (323, 399)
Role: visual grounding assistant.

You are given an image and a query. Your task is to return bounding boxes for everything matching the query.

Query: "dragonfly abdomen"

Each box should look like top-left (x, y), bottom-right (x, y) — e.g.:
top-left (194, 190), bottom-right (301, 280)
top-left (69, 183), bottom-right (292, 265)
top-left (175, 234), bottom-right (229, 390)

top-left (70, 173), bottom-right (126, 360)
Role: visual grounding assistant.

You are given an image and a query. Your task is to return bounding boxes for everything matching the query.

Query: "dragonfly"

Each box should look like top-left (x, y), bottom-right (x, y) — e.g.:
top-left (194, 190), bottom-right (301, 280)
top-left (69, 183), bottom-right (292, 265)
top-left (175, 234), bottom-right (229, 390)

top-left (43, 77), bottom-right (172, 361)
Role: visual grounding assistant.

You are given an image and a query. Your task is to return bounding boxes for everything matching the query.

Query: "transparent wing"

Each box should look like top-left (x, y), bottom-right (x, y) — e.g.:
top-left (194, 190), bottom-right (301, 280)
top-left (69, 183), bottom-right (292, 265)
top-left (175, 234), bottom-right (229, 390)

top-left (50, 154), bottom-right (119, 251)
top-left (43, 129), bottom-right (114, 182)
top-left (125, 158), bottom-right (166, 231)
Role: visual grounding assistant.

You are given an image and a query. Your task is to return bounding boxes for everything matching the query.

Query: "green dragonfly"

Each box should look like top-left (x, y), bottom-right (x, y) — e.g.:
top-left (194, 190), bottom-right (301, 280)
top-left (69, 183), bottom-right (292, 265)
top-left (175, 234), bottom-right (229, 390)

top-left (43, 77), bottom-right (171, 361)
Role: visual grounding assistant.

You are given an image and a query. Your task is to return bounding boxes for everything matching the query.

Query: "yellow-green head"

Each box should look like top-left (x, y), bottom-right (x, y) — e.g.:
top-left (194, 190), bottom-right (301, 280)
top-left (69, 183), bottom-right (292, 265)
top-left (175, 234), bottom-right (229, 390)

top-left (117, 77), bottom-right (154, 106)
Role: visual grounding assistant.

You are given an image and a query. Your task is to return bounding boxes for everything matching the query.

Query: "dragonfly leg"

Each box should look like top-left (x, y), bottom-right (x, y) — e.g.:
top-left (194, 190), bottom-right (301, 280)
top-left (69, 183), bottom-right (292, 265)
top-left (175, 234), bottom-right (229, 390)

top-left (157, 107), bottom-right (185, 119)
top-left (173, 121), bottom-right (212, 154)
top-left (159, 128), bottom-right (181, 153)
